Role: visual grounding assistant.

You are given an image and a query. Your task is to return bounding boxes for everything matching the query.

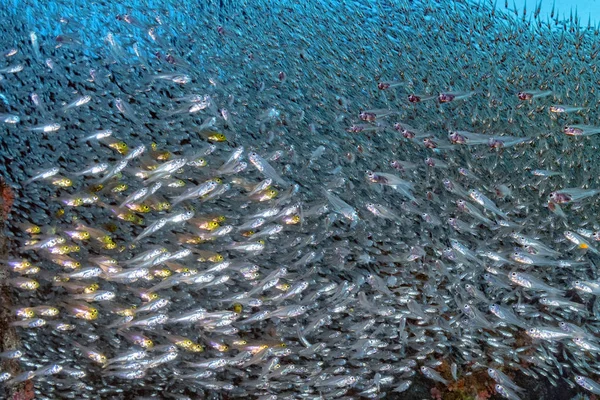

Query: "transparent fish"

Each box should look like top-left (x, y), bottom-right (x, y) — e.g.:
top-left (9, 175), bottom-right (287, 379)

top-left (7, 2), bottom-right (600, 399)
top-left (248, 151), bottom-right (288, 187)
top-left (62, 95), bottom-right (91, 111)
top-left (321, 188), bottom-right (359, 225)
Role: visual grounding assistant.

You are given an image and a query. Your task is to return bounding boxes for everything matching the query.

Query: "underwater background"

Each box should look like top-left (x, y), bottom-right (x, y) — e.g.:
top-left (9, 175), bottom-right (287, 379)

top-left (2, 0), bottom-right (600, 399)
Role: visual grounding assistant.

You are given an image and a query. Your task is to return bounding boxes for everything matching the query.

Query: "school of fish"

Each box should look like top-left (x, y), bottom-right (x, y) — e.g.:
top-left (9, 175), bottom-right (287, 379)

top-left (3, 0), bottom-right (600, 398)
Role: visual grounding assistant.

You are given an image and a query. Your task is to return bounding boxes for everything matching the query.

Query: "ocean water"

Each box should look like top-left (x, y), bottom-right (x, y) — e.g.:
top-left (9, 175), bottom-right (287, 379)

top-left (509, 0), bottom-right (600, 25)
top-left (1, 0), bottom-right (600, 399)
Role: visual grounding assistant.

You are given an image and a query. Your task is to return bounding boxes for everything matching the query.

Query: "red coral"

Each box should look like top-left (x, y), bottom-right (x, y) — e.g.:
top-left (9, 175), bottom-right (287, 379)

top-left (0, 176), bottom-right (14, 220)
top-left (12, 380), bottom-right (35, 400)
top-left (431, 387), bottom-right (443, 400)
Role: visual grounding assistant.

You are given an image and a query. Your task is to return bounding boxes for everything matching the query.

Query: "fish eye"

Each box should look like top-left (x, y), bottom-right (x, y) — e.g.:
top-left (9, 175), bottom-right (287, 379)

top-left (510, 272), bottom-right (517, 277)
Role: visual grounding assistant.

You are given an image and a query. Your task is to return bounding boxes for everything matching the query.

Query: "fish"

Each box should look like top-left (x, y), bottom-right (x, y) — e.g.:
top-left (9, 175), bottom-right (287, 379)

top-left (366, 171), bottom-right (417, 202)
top-left (549, 188), bottom-right (600, 204)
top-left (510, 250), bottom-right (586, 267)
top-left (3, 0), bottom-right (600, 398)
top-left (564, 124), bottom-right (600, 136)
top-left (575, 375), bottom-right (600, 395)
top-left (421, 366), bottom-right (448, 385)
top-left (114, 98), bottom-right (142, 126)
top-left (0, 64), bottom-right (24, 74)
top-left (28, 122), bottom-right (61, 133)
top-left (170, 179), bottom-right (219, 207)
top-left (133, 218), bottom-right (168, 242)
top-left (29, 31), bottom-right (41, 61)
top-left (22, 167), bottom-right (60, 185)
top-left (495, 383), bottom-right (523, 400)
top-left (365, 202), bottom-right (402, 222)
top-left (468, 189), bottom-right (509, 219)
top-left (531, 169), bottom-right (563, 178)
top-left (488, 304), bottom-right (527, 328)
top-left (549, 104), bottom-right (586, 113)
top-left (517, 89), bottom-right (553, 101)
top-left (564, 230), bottom-right (600, 254)
top-left (321, 188), bottom-right (359, 225)
top-left (248, 151), bottom-right (289, 187)
top-left (359, 108), bottom-right (398, 122)
top-left (62, 95), bottom-right (92, 112)
top-left (438, 91), bottom-right (476, 103)
top-left (79, 129), bottom-right (113, 142)
top-left (407, 93), bottom-right (437, 103)
top-left (0, 113), bottom-right (20, 124)
top-left (509, 271), bottom-right (565, 295)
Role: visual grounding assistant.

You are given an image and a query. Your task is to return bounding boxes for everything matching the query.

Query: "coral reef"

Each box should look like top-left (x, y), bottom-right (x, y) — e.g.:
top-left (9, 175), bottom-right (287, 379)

top-left (0, 176), bottom-right (28, 400)
top-left (0, 176), bottom-right (13, 221)
top-left (429, 360), bottom-right (496, 400)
